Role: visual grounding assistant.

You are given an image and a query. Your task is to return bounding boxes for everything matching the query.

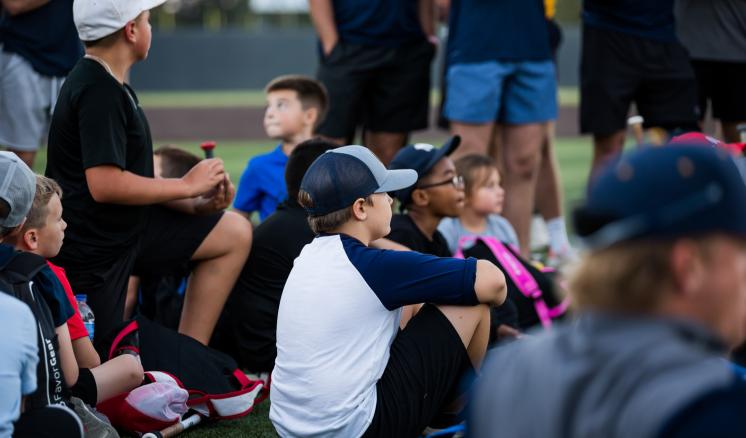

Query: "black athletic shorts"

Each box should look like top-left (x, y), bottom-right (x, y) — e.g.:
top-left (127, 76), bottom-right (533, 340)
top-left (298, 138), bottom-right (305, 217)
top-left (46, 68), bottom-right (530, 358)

top-left (61, 206), bottom-right (222, 349)
top-left (580, 25), bottom-right (699, 135)
top-left (316, 39), bottom-right (436, 141)
top-left (692, 60), bottom-right (746, 123)
top-left (362, 304), bottom-right (473, 437)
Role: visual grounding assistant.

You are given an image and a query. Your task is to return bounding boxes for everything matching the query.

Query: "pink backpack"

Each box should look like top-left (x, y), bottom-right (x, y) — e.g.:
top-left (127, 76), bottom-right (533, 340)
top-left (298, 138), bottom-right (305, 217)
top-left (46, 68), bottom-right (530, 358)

top-left (455, 235), bottom-right (569, 329)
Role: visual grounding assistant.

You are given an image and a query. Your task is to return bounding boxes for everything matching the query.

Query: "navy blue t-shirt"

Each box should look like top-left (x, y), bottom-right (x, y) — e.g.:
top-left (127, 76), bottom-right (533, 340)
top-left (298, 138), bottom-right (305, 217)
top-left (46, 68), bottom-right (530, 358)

top-left (446, 0), bottom-right (550, 65)
top-left (332, 0), bottom-right (424, 46)
top-left (583, 0), bottom-right (677, 43)
top-left (0, 0), bottom-right (82, 77)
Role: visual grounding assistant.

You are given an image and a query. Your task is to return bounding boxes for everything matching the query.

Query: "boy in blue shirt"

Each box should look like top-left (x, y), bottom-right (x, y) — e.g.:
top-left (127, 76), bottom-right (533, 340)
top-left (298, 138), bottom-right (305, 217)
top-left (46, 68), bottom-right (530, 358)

top-left (234, 75), bottom-right (328, 221)
top-left (270, 145), bottom-right (506, 437)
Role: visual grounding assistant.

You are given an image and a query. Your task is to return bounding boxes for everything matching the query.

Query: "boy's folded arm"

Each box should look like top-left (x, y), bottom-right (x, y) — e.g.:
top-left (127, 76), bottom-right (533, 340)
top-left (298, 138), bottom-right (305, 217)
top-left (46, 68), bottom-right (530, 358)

top-left (474, 259), bottom-right (507, 307)
top-left (354, 246), bottom-right (483, 309)
top-left (55, 323), bottom-right (79, 387)
top-left (86, 159), bottom-right (225, 205)
top-left (86, 165), bottom-right (192, 204)
top-left (71, 337), bottom-right (101, 369)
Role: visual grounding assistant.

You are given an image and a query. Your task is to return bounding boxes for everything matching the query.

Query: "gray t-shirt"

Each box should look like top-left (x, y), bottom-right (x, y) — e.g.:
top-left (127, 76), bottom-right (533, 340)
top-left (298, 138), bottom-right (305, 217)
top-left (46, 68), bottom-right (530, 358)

top-left (438, 214), bottom-right (519, 255)
top-left (675, 0), bottom-right (746, 62)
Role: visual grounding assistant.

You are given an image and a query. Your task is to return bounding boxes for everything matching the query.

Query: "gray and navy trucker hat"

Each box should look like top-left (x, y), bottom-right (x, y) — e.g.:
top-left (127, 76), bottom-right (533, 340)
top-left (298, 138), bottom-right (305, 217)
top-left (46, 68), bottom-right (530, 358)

top-left (0, 152), bottom-right (36, 228)
top-left (300, 145), bottom-right (417, 216)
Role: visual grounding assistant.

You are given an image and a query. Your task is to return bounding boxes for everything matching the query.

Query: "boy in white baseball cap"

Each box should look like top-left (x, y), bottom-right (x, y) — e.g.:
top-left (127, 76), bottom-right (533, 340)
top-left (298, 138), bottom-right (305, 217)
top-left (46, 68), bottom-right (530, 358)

top-left (45, 0), bottom-right (252, 349)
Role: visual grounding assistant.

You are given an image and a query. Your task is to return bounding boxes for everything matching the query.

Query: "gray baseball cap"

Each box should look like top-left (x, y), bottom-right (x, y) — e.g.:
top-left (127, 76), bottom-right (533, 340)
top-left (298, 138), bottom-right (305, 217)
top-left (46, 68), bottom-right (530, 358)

top-left (300, 145), bottom-right (417, 216)
top-left (0, 152), bottom-right (36, 228)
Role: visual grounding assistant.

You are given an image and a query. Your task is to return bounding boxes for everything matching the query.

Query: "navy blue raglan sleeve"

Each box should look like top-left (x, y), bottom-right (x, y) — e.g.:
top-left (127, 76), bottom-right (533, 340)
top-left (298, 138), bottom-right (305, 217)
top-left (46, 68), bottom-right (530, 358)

top-left (658, 379), bottom-right (746, 438)
top-left (341, 235), bottom-right (479, 310)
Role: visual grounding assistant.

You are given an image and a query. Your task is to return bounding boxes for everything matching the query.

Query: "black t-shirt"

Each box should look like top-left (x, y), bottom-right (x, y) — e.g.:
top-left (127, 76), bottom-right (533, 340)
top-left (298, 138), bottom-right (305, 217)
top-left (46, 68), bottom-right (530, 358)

top-left (215, 200), bottom-right (315, 371)
top-left (46, 58), bottom-right (154, 264)
top-left (387, 214), bottom-right (451, 257)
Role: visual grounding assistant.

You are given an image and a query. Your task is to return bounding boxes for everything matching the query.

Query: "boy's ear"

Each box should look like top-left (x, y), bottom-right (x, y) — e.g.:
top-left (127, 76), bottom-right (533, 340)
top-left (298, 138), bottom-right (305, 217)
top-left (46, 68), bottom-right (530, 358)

top-left (124, 20), bottom-right (137, 44)
top-left (670, 239), bottom-right (706, 298)
top-left (411, 188), bottom-right (430, 208)
top-left (21, 228), bottom-right (39, 251)
top-left (303, 107), bottom-right (319, 127)
top-left (351, 198), bottom-right (368, 221)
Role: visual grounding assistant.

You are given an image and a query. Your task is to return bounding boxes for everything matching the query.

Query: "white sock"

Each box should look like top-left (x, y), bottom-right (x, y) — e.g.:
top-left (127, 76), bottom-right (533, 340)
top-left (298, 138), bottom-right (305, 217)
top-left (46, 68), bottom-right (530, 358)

top-left (546, 216), bottom-right (571, 254)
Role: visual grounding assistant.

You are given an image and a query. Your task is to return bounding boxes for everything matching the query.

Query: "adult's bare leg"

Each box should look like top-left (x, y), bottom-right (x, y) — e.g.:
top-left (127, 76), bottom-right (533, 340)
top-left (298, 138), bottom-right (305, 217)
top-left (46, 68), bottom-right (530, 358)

top-left (500, 123), bottom-right (544, 257)
top-left (365, 131), bottom-right (408, 166)
top-left (450, 121), bottom-right (494, 160)
top-left (6, 148), bottom-right (35, 168)
top-left (590, 130), bottom-right (625, 185)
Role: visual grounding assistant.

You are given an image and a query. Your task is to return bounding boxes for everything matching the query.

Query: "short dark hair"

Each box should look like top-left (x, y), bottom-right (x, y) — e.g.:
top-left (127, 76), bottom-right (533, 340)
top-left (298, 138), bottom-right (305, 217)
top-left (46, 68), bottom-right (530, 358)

top-left (285, 138), bottom-right (338, 203)
top-left (154, 145), bottom-right (201, 178)
top-left (82, 31), bottom-right (120, 48)
top-left (265, 75), bottom-right (329, 127)
top-left (298, 190), bottom-right (373, 235)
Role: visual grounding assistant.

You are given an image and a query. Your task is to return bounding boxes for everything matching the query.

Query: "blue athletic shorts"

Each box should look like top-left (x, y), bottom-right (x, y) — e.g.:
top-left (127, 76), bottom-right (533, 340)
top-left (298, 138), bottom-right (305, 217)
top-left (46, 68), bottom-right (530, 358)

top-left (443, 60), bottom-right (557, 124)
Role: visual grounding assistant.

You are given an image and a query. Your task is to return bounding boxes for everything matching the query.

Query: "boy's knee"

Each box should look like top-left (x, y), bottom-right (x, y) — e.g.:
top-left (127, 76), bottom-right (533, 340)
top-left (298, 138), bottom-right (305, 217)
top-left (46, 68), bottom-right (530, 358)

top-left (121, 354), bottom-right (144, 386)
top-left (219, 211), bottom-right (253, 249)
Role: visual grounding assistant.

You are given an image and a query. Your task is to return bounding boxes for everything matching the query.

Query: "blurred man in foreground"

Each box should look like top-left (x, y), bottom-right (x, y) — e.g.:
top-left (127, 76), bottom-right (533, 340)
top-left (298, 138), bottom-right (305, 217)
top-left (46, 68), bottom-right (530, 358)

top-left (471, 144), bottom-right (746, 437)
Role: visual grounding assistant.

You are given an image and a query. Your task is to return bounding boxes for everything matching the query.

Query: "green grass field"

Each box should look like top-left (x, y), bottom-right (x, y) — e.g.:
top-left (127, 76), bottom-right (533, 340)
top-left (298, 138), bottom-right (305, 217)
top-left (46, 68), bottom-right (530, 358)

top-left (31, 136), bottom-right (591, 437)
top-left (31, 136), bottom-right (591, 224)
top-left (136, 87), bottom-right (581, 109)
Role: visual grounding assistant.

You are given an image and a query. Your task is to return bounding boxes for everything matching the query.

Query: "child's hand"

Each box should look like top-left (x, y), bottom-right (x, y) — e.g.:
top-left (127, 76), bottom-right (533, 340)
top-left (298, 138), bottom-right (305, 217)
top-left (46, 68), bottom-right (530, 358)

top-left (195, 174), bottom-right (236, 214)
top-left (182, 158), bottom-right (225, 197)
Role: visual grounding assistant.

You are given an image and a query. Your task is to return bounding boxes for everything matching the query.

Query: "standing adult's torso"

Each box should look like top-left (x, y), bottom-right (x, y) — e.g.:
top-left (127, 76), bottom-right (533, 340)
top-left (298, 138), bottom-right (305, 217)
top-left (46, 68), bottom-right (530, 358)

top-left (46, 59), bottom-right (154, 260)
top-left (446, 0), bottom-right (550, 65)
top-left (583, 0), bottom-right (677, 43)
top-left (0, 0), bottom-right (82, 76)
top-left (332, 0), bottom-right (424, 46)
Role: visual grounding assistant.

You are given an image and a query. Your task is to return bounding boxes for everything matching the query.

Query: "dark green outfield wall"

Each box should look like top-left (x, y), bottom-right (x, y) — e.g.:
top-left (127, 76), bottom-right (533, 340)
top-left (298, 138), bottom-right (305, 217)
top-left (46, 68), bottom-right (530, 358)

top-left (131, 27), bottom-right (581, 90)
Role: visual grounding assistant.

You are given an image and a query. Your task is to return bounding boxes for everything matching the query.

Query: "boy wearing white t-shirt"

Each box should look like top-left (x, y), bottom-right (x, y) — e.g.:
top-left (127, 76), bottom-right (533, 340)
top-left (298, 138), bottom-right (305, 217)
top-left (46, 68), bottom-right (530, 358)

top-left (270, 145), bottom-right (506, 437)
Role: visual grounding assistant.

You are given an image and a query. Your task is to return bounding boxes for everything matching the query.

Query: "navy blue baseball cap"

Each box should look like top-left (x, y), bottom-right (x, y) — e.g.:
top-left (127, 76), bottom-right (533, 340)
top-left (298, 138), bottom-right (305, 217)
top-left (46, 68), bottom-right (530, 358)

top-left (388, 136), bottom-right (461, 206)
top-left (300, 145), bottom-right (417, 216)
top-left (574, 145), bottom-right (746, 249)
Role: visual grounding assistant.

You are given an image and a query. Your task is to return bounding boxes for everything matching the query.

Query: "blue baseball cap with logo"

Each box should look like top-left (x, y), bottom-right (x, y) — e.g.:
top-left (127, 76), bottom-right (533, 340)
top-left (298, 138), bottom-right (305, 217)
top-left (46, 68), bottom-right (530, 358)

top-left (300, 145), bottom-right (417, 217)
top-left (388, 136), bottom-right (461, 206)
top-left (574, 145), bottom-right (746, 249)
